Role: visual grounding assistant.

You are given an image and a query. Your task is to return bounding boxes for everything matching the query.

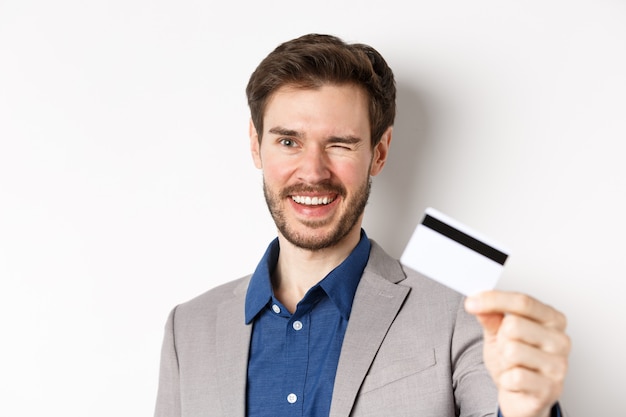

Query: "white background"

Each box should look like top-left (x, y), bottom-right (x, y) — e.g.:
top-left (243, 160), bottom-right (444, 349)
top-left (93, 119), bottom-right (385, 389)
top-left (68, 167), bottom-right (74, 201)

top-left (1, 1), bottom-right (624, 415)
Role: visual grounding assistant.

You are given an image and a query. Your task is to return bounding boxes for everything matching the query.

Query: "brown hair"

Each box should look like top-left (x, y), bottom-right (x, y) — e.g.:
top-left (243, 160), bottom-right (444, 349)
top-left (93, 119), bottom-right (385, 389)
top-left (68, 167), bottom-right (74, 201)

top-left (246, 33), bottom-right (396, 147)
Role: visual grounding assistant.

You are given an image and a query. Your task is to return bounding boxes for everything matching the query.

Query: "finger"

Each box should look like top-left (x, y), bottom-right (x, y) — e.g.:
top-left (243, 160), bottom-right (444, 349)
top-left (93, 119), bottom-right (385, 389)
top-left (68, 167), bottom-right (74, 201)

top-left (498, 339), bottom-right (569, 381)
top-left (499, 366), bottom-right (559, 397)
top-left (499, 314), bottom-right (572, 356)
top-left (497, 367), bottom-right (563, 417)
top-left (465, 291), bottom-right (567, 331)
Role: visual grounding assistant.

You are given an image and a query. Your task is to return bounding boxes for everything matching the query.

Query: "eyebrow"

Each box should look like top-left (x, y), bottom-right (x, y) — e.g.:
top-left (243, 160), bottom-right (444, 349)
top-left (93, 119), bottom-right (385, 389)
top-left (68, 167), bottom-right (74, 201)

top-left (268, 127), bottom-right (301, 137)
top-left (327, 136), bottom-right (362, 145)
top-left (267, 127), bottom-right (363, 144)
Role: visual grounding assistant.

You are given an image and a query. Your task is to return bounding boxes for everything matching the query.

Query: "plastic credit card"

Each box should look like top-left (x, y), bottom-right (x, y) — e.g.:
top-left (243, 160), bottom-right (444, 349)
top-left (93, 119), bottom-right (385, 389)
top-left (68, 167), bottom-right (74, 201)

top-left (400, 207), bottom-right (510, 296)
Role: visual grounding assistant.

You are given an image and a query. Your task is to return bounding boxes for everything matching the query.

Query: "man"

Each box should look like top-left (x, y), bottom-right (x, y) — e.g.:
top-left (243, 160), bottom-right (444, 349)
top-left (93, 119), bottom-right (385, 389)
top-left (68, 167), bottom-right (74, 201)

top-left (154, 34), bottom-right (570, 417)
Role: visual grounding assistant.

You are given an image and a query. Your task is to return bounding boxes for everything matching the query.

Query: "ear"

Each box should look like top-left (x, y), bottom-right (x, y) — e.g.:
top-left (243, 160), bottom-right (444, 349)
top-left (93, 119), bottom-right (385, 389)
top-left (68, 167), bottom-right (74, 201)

top-left (369, 127), bottom-right (392, 176)
top-left (249, 119), bottom-right (263, 169)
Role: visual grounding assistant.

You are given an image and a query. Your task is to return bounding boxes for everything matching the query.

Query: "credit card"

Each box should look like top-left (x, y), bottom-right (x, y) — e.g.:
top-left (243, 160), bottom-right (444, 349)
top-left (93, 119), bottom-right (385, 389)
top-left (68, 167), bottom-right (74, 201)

top-left (400, 207), bottom-right (510, 296)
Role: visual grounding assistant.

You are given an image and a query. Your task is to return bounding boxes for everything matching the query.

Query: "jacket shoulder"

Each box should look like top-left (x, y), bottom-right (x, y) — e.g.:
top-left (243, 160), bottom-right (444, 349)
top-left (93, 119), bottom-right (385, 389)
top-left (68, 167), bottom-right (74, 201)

top-left (171, 275), bottom-right (251, 324)
top-left (368, 239), bottom-right (465, 304)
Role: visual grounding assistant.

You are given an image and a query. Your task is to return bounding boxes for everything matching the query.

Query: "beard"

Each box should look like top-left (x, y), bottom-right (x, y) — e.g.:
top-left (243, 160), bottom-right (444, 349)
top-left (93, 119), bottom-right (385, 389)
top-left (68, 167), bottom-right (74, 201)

top-left (263, 177), bottom-right (371, 251)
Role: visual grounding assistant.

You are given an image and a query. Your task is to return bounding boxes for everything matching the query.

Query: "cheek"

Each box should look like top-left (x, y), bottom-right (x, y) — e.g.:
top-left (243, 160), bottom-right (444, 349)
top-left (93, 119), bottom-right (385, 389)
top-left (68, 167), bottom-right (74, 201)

top-left (260, 157), bottom-right (293, 184)
top-left (333, 160), bottom-right (371, 186)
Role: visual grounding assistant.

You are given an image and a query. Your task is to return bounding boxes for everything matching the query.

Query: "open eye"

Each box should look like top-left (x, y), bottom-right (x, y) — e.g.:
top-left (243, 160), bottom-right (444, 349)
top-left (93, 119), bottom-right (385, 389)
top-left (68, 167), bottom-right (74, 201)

top-left (279, 138), bottom-right (297, 147)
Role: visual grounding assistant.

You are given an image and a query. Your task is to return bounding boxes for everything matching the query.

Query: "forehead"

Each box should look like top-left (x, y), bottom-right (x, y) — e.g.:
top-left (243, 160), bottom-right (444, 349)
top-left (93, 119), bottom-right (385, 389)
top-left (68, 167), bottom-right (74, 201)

top-left (263, 83), bottom-right (370, 132)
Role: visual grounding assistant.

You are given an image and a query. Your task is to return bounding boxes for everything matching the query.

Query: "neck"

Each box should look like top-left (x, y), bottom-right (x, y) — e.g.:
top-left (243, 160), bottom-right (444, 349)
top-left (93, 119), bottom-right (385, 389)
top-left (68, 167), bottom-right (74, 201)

top-left (272, 227), bottom-right (362, 313)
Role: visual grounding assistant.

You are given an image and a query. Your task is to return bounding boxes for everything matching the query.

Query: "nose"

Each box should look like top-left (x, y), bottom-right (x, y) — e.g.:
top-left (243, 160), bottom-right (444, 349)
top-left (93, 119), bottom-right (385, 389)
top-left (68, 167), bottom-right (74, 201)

top-left (296, 145), bottom-right (331, 184)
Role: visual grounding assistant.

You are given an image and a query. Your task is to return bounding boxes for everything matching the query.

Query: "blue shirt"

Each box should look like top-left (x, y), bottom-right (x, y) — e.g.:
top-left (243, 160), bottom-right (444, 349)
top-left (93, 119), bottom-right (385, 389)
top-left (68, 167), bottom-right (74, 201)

top-left (499, 405), bottom-right (562, 417)
top-left (245, 230), bottom-right (371, 417)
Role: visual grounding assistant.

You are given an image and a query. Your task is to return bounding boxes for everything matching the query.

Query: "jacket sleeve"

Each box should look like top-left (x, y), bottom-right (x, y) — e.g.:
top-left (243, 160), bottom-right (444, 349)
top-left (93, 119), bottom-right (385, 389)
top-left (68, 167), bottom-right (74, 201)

top-left (154, 307), bottom-right (181, 417)
top-left (451, 298), bottom-right (499, 417)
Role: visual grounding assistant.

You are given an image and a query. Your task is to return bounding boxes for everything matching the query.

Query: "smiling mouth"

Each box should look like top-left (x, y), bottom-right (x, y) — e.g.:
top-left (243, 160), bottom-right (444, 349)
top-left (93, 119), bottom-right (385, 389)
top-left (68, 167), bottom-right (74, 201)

top-left (291, 195), bottom-right (335, 205)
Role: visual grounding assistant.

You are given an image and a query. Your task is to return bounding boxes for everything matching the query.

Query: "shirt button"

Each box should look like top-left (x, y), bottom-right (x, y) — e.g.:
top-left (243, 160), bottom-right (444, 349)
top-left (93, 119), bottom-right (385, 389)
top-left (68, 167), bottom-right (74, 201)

top-left (292, 320), bottom-right (303, 331)
top-left (287, 393), bottom-right (298, 404)
top-left (271, 304), bottom-right (281, 314)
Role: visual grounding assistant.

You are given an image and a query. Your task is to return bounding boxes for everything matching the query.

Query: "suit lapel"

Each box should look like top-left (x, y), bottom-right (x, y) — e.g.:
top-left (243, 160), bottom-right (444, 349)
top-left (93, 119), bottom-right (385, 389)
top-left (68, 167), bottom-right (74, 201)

top-left (215, 279), bottom-right (251, 417)
top-left (329, 242), bottom-right (410, 417)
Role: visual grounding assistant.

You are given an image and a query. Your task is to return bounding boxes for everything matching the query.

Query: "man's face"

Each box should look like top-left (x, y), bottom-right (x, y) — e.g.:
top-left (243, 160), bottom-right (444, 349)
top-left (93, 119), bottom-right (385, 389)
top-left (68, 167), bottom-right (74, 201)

top-left (250, 84), bottom-right (390, 250)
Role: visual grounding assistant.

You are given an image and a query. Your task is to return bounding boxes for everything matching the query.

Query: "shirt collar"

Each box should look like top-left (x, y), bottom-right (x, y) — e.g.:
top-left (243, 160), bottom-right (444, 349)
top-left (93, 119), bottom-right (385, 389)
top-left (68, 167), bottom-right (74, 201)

top-left (244, 230), bottom-right (371, 324)
top-left (245, 238), bottom-right (280, 324)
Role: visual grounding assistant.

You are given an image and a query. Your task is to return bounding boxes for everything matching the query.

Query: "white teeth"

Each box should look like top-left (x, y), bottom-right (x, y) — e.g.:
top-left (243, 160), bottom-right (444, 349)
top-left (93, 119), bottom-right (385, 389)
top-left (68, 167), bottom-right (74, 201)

top-left (292, 195), bottom-right (334, 205)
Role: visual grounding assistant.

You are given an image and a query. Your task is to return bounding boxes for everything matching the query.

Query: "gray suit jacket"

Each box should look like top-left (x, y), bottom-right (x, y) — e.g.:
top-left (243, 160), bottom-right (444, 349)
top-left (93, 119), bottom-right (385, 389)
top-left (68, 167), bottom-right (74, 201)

top-left (154, 241), bottom-right (498, 417)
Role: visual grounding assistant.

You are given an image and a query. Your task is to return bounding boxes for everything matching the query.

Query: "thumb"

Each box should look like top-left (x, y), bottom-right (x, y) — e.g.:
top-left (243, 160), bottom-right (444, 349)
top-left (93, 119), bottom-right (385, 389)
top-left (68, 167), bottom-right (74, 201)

top-left (472, 312), bottom-right (504, 341)
top-left (465, 295), bottom-right (504, 340)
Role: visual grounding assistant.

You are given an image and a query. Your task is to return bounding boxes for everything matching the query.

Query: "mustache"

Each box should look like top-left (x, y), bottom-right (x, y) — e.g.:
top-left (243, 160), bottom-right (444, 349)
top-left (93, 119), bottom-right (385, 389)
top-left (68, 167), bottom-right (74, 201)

top-left (280, 183), bottom-right (346, 199)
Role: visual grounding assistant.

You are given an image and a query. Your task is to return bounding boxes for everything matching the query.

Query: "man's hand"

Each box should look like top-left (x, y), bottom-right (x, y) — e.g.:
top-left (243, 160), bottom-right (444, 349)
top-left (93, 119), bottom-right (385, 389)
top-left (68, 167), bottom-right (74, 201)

top-left (465, 291), bottom-right (571, 417)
